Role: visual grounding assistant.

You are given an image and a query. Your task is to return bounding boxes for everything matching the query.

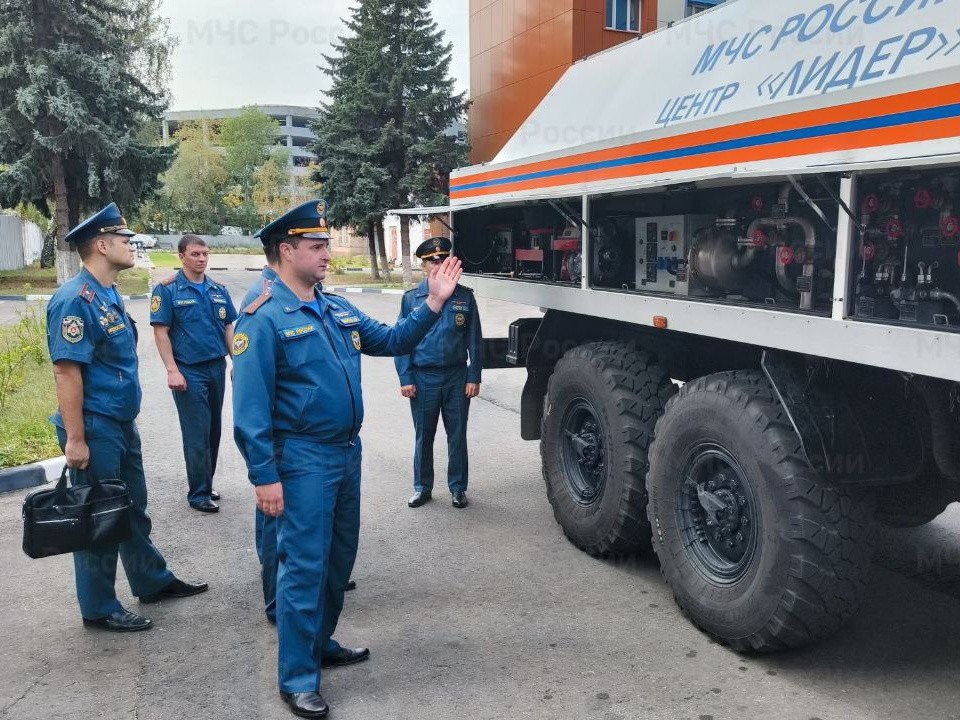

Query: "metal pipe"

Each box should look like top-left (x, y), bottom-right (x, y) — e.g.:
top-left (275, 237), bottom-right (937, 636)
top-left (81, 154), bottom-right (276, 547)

top-left (929, 289), bottom-right (960, 316)
top-left (749, 216), bottom-right (818, 309)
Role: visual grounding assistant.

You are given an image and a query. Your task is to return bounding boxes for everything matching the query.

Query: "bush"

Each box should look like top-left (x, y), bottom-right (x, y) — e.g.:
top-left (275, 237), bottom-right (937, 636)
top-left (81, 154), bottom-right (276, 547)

top-left (0, 306), bottom-right (59, 468)
top-left (0, 306), bottom-right (46, 409)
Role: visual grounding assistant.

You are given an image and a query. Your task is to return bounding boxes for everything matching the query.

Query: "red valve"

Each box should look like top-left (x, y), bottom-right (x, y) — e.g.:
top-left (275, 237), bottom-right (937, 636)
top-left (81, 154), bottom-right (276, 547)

top-left (887, 217), bottom-right (905, 238)
top-left (942, 216), bottom-right (959, 239)
top-left (779, 246), bottom-right (795, 265)
top-left (914, 188), bottom-right (933, 209)
top-left (751, 230), bottom-right (767, 248)
top-left (860, 243), bottom-right (876, 262)
top-left (863, 194), bottom-right (880, 213)
top-left (751, 195), bottom-right (765, 211)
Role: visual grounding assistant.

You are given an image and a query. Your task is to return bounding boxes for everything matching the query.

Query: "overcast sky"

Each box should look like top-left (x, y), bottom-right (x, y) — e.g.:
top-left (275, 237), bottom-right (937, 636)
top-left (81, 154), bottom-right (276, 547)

top-left (161, 0), bottom-right (470, 111)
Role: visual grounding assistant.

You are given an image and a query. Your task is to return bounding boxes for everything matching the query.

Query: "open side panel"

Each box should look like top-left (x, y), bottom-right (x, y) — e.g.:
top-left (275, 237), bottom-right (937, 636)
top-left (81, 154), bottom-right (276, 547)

top-left (455, 176), bottom-right (843, 316)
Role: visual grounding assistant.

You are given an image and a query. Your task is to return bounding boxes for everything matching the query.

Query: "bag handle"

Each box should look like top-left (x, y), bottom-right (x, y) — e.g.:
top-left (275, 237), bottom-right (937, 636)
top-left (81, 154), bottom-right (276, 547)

top-left (56, 465), bottom-right (103, 502)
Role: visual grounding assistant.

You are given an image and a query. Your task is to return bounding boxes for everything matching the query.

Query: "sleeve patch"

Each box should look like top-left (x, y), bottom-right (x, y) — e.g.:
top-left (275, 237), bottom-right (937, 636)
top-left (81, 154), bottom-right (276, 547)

top-left (233, 332), bottom-right (250, 356)
top-left (150, 295), bottom-right (161, 313)
top-left (61, 316), bottom-right (85, 343)
top-left (218, 306), bottom-right (227, 320)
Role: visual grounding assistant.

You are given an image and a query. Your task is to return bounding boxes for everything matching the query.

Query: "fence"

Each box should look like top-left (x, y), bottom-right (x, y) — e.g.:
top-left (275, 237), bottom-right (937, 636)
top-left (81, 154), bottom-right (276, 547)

top-left (0, 215), bottom-right (44, 270)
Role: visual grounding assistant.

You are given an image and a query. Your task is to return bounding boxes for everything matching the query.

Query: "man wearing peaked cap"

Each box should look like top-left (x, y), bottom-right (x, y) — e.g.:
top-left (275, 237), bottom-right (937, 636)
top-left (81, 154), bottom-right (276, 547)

top-left (396, 237), bottom-right (483, 510)
top-left (45, 203), bottom-right (208, 633)
top-left (232, 200), bottom-right (464, 717)
top-left (240, 200), bottom-right (354, 629)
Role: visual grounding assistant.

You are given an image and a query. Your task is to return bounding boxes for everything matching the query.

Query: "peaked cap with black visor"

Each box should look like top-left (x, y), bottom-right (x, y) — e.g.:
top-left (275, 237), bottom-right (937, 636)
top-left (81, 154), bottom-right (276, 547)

top-left (255, 199), bottom-right (332, 246)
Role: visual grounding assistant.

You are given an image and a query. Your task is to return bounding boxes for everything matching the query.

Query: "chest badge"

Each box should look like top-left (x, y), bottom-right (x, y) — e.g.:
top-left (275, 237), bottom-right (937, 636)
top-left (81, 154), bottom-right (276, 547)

top-left (233, 332), bottom-right (250, 356)
top-left (61, 316), bottom-right (84, 343)
top-left (455, 313), bottom-right (465, 327)
top-left (218, 306), bottom-right (227, 320)
top-left (150, 295), bottom-right (161, 313)
top-left (351, 330), bottom-right (361, 351)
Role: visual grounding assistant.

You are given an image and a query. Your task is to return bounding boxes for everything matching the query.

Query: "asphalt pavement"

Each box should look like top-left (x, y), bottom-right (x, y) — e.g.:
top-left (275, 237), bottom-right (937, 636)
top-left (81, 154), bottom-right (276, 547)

top-left (1, 268), bottom-right (960, 720)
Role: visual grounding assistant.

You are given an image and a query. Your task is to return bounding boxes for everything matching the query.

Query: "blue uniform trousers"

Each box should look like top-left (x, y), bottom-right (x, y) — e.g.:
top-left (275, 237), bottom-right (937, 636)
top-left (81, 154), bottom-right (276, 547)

top-left (410, 366), bottom-right (470, 493)
top-left (171, 358), bottom-right (226, 506)
top-left (276, 437), bottom-right (361, 693)
top-left (55, 416), bottom-right (174, 619)
top-left (255, 507), bottom-right (278, 622)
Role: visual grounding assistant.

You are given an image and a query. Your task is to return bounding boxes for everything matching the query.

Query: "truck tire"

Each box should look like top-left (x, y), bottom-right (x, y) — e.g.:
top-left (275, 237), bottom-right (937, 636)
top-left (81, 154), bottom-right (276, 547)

top-left (541, 342), bottom-right (675, 556)
top-left (646, 371), bottom-right (874, 652)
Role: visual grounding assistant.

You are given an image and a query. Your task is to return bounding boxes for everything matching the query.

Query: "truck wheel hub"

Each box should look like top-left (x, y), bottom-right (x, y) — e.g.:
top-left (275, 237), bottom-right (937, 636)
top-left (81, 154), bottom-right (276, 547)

top-left (561, 400), bottom-right (606, 505)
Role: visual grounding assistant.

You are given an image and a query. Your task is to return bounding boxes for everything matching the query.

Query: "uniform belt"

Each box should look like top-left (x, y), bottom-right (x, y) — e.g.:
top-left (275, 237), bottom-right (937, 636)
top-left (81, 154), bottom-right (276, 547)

top-left (274, 430), bottom-right (357, 447)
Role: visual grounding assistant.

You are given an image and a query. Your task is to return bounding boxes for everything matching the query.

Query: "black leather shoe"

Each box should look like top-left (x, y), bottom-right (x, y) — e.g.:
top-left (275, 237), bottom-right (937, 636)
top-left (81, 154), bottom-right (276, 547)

top-left (139, 577), bottom-right (209, 604)
top-left (321, 646), bottom-right (370, 667)
top-left (83, 608), bottom-right (152, 633)
top-left (210, 490), bottom-right (221, 501)
top-left (408, 490), bottom-right (432, 508)
top-left (191, 499), bottom-right (219, 513)
top-left (279, 691), bottom-right (329, 718)
top-left (345, 579), bottom-right (357, 591)
top-left (452, 491), bottom-right (469, 508)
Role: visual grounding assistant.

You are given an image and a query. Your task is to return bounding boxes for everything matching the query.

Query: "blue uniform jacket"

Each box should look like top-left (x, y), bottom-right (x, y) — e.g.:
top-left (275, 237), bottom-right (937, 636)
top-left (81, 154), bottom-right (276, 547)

top-left (149, 270), bottom-right (238, 364)
top-left (232, 277), bottom-right (441, 486)
top-left (395, 281), bottom-right (483, 385)
top-left (46, 267), bottom-right (142, 423)
top-left (240, 265), bottom-right (279, 312)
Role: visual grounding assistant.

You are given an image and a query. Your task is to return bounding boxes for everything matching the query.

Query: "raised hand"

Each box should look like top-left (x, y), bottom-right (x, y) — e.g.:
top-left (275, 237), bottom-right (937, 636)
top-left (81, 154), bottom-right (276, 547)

top-left (426, 256), bottom-right (463, 309)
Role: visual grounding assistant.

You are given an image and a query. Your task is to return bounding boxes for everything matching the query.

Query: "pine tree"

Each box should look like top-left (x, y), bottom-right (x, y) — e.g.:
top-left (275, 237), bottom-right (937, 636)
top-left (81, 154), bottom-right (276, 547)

top-left (311, 0), bottom-right (468, 283)
top-left (0, 0), bottom-right (175, 282)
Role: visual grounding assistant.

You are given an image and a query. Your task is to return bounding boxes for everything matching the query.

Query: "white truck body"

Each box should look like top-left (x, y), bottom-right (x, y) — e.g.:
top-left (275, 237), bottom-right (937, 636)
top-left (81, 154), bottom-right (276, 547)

top-left (448, 0), bottom-right (960, 381)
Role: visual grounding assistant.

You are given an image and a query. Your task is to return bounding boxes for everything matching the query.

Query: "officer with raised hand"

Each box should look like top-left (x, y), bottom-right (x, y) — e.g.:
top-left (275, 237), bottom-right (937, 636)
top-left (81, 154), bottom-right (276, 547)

top-left (232, 200), bottom-right (462, 718)
top-left (239, 240), bottom-right (355, 627)
top-left (46, 203), bottom-right (208, 633)
top-left (397, 237), bottom-right (483, 509)
top-left (150, 235), bottom-right (238, 513)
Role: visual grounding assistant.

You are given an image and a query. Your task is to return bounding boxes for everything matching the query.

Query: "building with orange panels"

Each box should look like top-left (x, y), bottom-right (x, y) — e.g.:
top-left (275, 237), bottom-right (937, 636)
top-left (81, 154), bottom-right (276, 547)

top-left (468, 0), bottom-right (727, 163)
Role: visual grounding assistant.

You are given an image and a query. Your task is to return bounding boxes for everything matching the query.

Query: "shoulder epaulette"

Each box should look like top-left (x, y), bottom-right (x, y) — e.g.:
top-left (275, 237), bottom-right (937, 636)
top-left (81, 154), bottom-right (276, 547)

top-left (78, 283), bottom-right (96, 303)
top-left (160, 275), bottom-right (177, 286)
top-left (244, 289), bottom-right (273, 315)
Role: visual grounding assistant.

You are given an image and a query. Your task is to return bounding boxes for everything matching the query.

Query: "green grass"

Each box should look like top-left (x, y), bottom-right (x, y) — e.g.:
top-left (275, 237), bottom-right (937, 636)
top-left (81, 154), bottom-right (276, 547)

top-left (0, 266), bottom-right (149, 296)
top-left (147, 251), bottom-right (181, 268)
top-left (0, 312), bottom-right (60, 468)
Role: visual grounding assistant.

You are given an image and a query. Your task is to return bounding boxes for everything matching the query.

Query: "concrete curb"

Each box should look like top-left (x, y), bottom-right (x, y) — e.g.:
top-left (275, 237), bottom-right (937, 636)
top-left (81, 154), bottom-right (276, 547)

top-left (0, 456), bottom-right (65, 494)
top-left (0, 294), bottom-right (148, 301)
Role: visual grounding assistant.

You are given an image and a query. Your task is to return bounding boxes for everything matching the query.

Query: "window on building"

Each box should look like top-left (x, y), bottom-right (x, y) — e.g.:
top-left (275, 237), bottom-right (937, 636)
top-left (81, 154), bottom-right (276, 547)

top-left (686, 0), bottom-right (725, 17)
top-left (605, 0), bottom-right (640, 32)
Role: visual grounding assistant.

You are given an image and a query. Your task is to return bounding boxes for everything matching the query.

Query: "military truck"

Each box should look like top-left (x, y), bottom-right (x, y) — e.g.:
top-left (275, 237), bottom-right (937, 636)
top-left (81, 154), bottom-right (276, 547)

top-left (403, 0), bottom-right (960, 651)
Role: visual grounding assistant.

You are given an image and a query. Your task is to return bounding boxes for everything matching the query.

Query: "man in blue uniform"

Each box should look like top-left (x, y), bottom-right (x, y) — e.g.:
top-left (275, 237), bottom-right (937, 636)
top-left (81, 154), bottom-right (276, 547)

top-left (233, 200), bottom-right (462, 718)
top-left (239, 246), bottom-right (355, 626)
top-left (46, 203), bottom-right (208, 633)
top-left (396, 237), bottom-right (483, 509)
top-left (150, 235), bottom-right (238, 512)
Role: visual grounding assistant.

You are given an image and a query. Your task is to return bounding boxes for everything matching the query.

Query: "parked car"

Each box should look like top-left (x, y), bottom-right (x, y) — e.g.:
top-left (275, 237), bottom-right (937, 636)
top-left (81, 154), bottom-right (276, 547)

top-left (132, 233), bottom-right (158, 248)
